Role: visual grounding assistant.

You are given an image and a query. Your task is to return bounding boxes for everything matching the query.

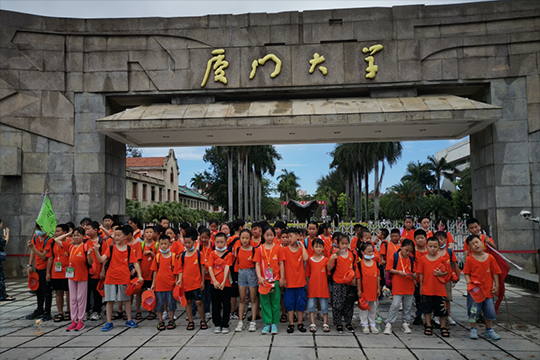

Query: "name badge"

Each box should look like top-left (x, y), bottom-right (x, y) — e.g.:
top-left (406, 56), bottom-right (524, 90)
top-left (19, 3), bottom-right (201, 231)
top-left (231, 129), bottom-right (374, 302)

top-left (55, 262), bottom-right (62, 272)
top-left (65, 267), bottom-right (75, 278)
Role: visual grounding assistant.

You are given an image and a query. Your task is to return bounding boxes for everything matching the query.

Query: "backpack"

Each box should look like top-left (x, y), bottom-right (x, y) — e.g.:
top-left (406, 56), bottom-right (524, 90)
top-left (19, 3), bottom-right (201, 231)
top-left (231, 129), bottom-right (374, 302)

top-left (227, 235), bottom-right (240, 252)
top-left (155, 252), bottom-right (176, 270)
top-left (181, 250), bottom-right (203, 277)
top-left (385, 252), bottom-right (415, 288)
top-left (33, 235), bottom-right (52, 252)
top-left (104, 244), bottom-right (132, 275)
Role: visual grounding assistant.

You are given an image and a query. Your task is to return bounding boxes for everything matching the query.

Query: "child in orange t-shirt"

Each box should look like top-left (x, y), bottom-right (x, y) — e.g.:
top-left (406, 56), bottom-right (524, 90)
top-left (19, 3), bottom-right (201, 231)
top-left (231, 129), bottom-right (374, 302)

top-left (435, 218), bottom-right (455, 249)
top-left (235, 229), bottom-right (258, 332)
top-left (327, 233), bottom-right (357, 334)
top-left (318, 223), bottom-right (333, 258)
top-left (305, 238), bottom-right (330, 333)
top-left (151, 235), bottom-right (177, 331)
top-left (464, 218), bottom-right (497, 258)
top-left (435, 231), bottom-right (459, 326)
top-left (356, 228), bottom-right (380, 264)
top-left (279, 228), bottom-right (309, 333)
top-left (418, 237), bottom-right (449, 337)
top-left (381, 229), bottom-right (400, 265)
top-left (400, 216), bottom-right (416, 242)
top-left (357, 242), bottom-right (381, 334)
top-left (26, 224), bottom-right (53, 320)
top-left (208, 232), bottom-right (235, 334)
top-left (195, 227), bottom-right (213, 320)
top-left (419, 217), bottom-right (433, 239)
top-left (273, 221), bottom-right (286, 246)
top-left (175, 227), bottom-right (207, 331)
top-left (463, 234), bottom-right (502, 340)
top-left (48, 224), bottom-right (71, 323)
top-left (136, 226), bottom-right (156, 320)
top-left (384, 239), bottom-right (416, 335)
top-left (304, 221), bottom-right (319, 257)
top-left (250, 222), bottom-right (262, 248)
top-left (412, 229), bottom-right (428, 325)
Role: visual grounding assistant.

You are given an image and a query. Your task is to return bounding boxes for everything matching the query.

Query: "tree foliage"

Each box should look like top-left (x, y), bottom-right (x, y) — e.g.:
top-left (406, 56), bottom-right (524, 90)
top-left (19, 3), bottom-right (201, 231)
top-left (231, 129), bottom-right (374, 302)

top-left (125, 199), bottom-right (227, 225)
top-left (126, 145), bottom-right (142, 158)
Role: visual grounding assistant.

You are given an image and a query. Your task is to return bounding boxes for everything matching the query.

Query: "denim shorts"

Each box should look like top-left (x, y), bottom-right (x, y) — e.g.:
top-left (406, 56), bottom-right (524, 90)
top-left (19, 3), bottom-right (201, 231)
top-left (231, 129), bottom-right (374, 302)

top-left (155, 290), bottom-right (177, 313)
top-left (238, 268), bottom-right (258, 287)
top-left (104, 284), bottom-right (129, 302)
top-left (467, 293), bottom-right (496, 321)
top-left (306, 297), bottom-right (329, 314)
top-left (283, 287), bottom-right (307, 312)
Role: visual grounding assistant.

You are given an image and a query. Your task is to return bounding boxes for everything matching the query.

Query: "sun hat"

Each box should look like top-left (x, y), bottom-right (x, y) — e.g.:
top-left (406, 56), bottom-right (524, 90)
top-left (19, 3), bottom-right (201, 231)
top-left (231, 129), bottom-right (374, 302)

top-left (125, 277), bottom-right (143, 296)
top-left (467, 281), bottom-right (486, 303)
top-left (142, 290), bottom-right (156, 311)
top-left (28, 272), bottom-right (39, 291)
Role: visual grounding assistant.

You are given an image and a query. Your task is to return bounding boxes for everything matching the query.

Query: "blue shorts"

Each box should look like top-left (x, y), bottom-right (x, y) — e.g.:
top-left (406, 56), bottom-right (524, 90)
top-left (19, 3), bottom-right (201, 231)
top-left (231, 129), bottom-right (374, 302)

top-left (307, 297), bottom-right (329, 314)
top-left (283, 286), bottom-right (307, 312)
top-left (238, 268), bottom-right (258, 287)
top-left (467, 294), bottom-right (496, 321)
top-left (155, 290), bottom-right (177, 313)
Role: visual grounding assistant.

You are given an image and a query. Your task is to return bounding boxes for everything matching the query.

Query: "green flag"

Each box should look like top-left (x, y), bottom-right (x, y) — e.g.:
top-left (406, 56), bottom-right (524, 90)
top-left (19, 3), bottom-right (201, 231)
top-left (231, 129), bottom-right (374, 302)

top-left (36, 196), bottom-right (57, 237)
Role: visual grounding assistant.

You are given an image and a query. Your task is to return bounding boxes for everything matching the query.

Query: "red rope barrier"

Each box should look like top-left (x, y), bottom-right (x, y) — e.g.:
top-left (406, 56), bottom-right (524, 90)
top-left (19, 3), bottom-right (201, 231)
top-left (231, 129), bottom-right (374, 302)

top-left (452, 250), bottom-right (538, 254)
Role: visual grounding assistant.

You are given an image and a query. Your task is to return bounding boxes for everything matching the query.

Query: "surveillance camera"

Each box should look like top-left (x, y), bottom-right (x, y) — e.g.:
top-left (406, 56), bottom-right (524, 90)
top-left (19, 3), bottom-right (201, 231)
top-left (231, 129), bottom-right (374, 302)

top-left (520, 210), bottom-right (532, 218)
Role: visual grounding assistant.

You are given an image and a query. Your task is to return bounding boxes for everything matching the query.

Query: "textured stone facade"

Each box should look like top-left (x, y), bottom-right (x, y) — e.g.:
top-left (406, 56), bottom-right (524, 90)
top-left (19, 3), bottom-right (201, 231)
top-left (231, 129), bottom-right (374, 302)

top-left (0, 0), bottom-right (539, 275)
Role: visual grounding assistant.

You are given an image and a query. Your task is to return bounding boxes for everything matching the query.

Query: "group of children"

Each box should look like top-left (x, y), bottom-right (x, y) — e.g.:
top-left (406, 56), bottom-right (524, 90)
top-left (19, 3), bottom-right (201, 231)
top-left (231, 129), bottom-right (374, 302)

top-left (25, 215), bottom-right (503, 340)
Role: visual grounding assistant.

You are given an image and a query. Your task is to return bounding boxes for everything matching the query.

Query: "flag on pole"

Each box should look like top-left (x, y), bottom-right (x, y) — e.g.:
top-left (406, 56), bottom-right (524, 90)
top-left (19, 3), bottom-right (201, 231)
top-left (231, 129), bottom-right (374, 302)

top-left (36, 195), bottom-right (57, 237)
top-left (487, 244), bottom-right (510, 314)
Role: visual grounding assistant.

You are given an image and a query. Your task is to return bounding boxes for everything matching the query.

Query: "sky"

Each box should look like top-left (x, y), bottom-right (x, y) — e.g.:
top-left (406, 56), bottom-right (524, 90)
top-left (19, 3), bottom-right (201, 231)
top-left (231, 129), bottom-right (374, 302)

top-left (1, 0), bottom-right (476, 195)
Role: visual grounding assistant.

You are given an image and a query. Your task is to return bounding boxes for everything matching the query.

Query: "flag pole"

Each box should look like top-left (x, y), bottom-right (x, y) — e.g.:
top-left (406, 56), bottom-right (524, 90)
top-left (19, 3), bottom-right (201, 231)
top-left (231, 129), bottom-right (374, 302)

top-left (503, 295), bottom-right (512, 329)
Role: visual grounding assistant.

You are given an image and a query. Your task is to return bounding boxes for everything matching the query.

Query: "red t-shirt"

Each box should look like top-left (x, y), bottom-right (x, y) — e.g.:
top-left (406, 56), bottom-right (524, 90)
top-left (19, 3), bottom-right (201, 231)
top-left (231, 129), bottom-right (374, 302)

top-left (386, 254), bottom-right (415, 295)
top-left (199, 243), bottom-right (213, 281)
top-left (32, 235), bottom-right (52, 270)
top-left (207, 250), bottom-right (234, 287)
top-left (417, 255), bottom-right (447, 296)
top-left (463, 254), bottom-right (501, 299)
top-left (104, 244), bottom-right (137, 285)
top-left (253, 243), bottom-right (282, 282)
top-left (140, 242), bottom-right (156, 281)
top-left (358, 260), bottom-right (379, 301)
top-left (236, 247), bottom-right (255, 270)
top-left (150, 253), bottom-right (176, 292)
top-left (48, 239), bottom-right (71, 279)
top-left (279, 246), bottom-right (306, 288)
top-left (332, 250), bottom-right (356, 284)
top-left (175, 250), bottom-right (204, 291)
top-left (305, 256), bottom-right (329, 298)
top-left (318, 235), bottom-right (333, 258)
top-left (68, 243), bottom-right (89, 282)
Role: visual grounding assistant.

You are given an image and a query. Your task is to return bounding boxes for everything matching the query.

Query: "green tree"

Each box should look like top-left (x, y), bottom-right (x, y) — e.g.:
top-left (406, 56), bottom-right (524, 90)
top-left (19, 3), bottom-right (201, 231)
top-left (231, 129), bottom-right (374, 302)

top-left (426, 155), bottom-right (457, 196)
top-left (190, 173), bottom-right (207, 193)
top-left (422, 195), bottom-right (454, 219)
top-left (401, 161), bottom-right (436, 191)
top-left (126, 145), bottom-right (142, 157)
top-left (452, 165), bottom-right (472, 217)
top-left (277, 169), bottom-right (301, 220)
top-left (126, 199), bottom-right (148, 221)
top-left (385, 181), bottom-right (426, 219)
top-left (372, 142), bottom-right (403, 220)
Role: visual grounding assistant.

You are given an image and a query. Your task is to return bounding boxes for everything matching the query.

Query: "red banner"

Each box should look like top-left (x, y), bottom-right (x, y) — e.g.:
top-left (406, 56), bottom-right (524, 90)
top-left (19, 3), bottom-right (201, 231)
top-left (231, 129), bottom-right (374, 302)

top-left (281, 201), bottom-right (327, 205)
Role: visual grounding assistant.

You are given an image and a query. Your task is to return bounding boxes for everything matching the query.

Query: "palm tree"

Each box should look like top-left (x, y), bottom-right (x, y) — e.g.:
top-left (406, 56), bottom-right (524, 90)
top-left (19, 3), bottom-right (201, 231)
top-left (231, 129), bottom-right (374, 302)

top-left (402, 161), bottom-right (436, 191)
top-left (250, 145), bottom-right (281, 220)
top-left (422, 195), bottom-right (454, 219)
top-left (385, 180), bottom-right (425, 219)
top-left (426, 155), bottom-right (457, 196)
top-left (372, 142), bottom-right (403, 221)
top-left (190, 173), bottom-right (207, 193)
top-left (277, 169), bottom-right (300, 220)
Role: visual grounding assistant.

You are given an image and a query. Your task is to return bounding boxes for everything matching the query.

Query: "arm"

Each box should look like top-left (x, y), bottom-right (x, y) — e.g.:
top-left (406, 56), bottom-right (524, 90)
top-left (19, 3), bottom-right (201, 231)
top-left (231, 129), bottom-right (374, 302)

top-left (464, 250), bottom-right (469, 258)
top-left (54, 232), bottom-right (71, 246)
top-left (46, 257), bottom-right (53, 281)
top-left (255, 262), bottom-right (264, 285)
top-left (221, 265), bottom-right (230, 290)
top-left (492, 274), bottom-right (499, 294)
top-left (200, 262), bottom-right (206, 291)
top-left (418, 274), bottom-right (423, 294)
top-left (356, 277), bottom-right (362, 298)
top-left (448, 242), bottom-right (454, 250)
top-left (100, 224), bottom-right (112, 239)
top-left (208, 266), bottom-right (219, 289)
top-left (151, 270), bottom-right (156, 291)
top-left (433, 268), bottom-right (448, 277)
top-left (4, 228), bottom-right (9, 244)
top-left (87, 247), bottom-right (94, 266)
top-left (327, 253), bottom-right (337, 271)
top-left (133, 261), bottom-right (143, 283)
top-left (94, 243), bottom-right (107, 263)
top-left (464, 274), bottom-right (471, 284)
top-left (27, 248), bottom-right (35, 274)
top-left (279, 261), bottom-right (286, 288)
top-left (176, 272), bottom-right (183, 287)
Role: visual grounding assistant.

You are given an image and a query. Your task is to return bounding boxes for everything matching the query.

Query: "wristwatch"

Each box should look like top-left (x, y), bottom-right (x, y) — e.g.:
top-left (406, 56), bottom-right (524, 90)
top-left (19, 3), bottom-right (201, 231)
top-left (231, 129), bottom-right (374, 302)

top-left (27, 265), bottom-right (32, 268)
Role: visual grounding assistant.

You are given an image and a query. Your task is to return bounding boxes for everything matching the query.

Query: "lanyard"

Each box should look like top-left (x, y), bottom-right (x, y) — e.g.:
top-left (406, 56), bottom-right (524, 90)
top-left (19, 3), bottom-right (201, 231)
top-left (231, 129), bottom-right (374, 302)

top-left (262, 243), bottom-right (274, 266)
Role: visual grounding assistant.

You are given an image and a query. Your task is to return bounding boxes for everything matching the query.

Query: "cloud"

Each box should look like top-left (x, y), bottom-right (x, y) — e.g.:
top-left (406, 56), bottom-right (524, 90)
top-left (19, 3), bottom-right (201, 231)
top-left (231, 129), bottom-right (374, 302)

top-left (143, 146), bottom-right (208, 161)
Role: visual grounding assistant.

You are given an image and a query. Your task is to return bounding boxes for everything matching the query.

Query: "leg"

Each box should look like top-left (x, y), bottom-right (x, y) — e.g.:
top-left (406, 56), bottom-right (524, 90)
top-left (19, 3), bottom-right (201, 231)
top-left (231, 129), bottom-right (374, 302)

top-left (386, 295), bottom-right (402, 325)
top-left (56, 290), bottom-right (64, 315)
top-left (270, 284), bottom-right (281, 325)
top-left (75, 281), bottom-right (88, 322)
top-left (238, 285), bottom-right (247, 322)
top-left (368, 302), bottom-right (377, 327)
top-left (249, 286), bottom-right (258, 320)
top-left (124, 300), bottom-right (132, 321)
top-left (195, 300), bottom-right (205, 324)
top-left (359, 310), bottom-right (368, 327)
top-left (211, 287), bottom-right (222, 326)
top-left (402, 295), bottom-right (414, 324)
top-left (106, 301), bottom-right (114, 323)
top-left (136, 292), bottom-right (142, 313)
top-left (332, 284), bottom-right (346, 326)
top-left (186, 299), bottom-right (194, 322)
top-left (203, 280), bottom-right (212, 314)
top-left (68, 280), bottom-right (77, 321)
top-left (222, 287), bottom-right (232, 328)
top-left (260, 293), bottom-right (271, 325)
top-left (65, 290), bottom-right (70, 315)
top-left (36, 269), bottom-right (46, 312)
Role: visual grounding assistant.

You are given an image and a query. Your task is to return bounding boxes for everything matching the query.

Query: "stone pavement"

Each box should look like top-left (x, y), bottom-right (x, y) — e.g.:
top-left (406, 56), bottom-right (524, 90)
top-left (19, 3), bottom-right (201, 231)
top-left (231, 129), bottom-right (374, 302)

top-left (0, 278), bottom-right (539, 360)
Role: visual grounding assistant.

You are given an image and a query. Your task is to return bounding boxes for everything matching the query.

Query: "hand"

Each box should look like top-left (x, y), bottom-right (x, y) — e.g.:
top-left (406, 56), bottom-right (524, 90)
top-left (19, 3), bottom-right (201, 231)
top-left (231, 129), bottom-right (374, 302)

top-left (27, 240), bottom-right (34, 249)
top-left (258, 276), bottom-right (265, 286)
top-left (138, 276), bottom-right (144, 283)
top-left (399, 271), bottom-right (406, 277)
top-left (220, 281), bottom-right (226, 290)
top-left (331, 253), bottom-right (338, 260)
top-left (87, 247), bottom-right (94, 255)
top-left (27, 267), bottom-right (33, 275)
top-left (492, 285), bottom-right (499, 294)
top-left (130, 269), bottom-right (136, 276)
top-left (46, 273), bottom-right (51, 282)
top-left (5, 227), bottom-right (9, 235)
top-left (143, 250), bottom-right (152, 255)
top-left (357, 290), bottom-right (362, 298)
top-left (94, 242), bottom-right (100, 250)
top-left (279, 278), bottom-right (286, 288)
top-left (176, 280), bottom-right (182, 287)
top-left (214, 283), bottom-right (220, 289)
top-left (99, 271), bottom-right (106, 280)
top-left (201, 282), bottom-right (205, 291)
top-left (377, 288), bottom-right (381, 297)
top-left (400, 237), bottom-right (406, 242)
top-left (381, 259), bottom-right (386, 265)
top-left (150, 285), bottom-right (155, 291)
top-left (434, 268), bottom-right (443, 276)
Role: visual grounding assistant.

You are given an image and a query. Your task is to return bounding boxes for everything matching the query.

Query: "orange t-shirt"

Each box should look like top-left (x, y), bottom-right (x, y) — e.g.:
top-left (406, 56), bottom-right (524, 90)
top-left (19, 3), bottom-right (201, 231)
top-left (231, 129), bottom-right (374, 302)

top-left (319, 235), bottom-right (333, 258)
top-left (350, 236), bottom-right (359, 253)
top-left (415, 248), bottom-right (428, 261)
top-left (104, 245), bottom-right (137, 285)
top-left (106, 237), bottom-right (114, 247)
top-left (253, 243), bottom-right (282, 282)
top-left (170, 241), bottom-right (185, 255)
top-left (175, 250), bottom-right (203, 291)
top-left (463, 234), bottom-right (492, 255)
top-left (386, 253), bottom-right (415, 295)
top-left (250, 238), bottom-right (262, 248)
top-left (439, 248), bottom-right (458, 271)
top-left (227, 235), bottom-right (241, 251)
top-left (303, 237), bottom-right (315, 258)
top-left (140, 242), bottom-right (156, 281)
top-left (88, 238), bottom-right (105, 279)
top-left (48, 239), bottom-right (71, 279)
top-left (207, 250), bottom-right (234, 287)
top-left (133, 229), bottom-right (142, 240)
top-left (127, 239), bottom-right (143, 262)
top-left (150, 253), bottom-right (176, 292)
top-left (358, 260), bottom-right (379, 301)
top-left (279, 246), bottom-right (306, 288)
top-left (199, 243), bottom-right (213, 280)
top-left (401, 228), bottom-right (415, 241)
top-left (463, 254), bottom-right (501, 299)
top-left (305, 256), bottom-right (329, 298)
top-left (332, 250), bottom-right (356, 284)
top-left (236, 247), bottom-right (255, 270)
top-left (381, 242), bottom-right (400, 261)
top-left (417, 256), bottom-right (447, 296)
top-left (32, 235), bottom-right (52, 270)
top-left (446, 232), bottom-right (455, 244)
top-left (68, 243), bottom-right (89, 282)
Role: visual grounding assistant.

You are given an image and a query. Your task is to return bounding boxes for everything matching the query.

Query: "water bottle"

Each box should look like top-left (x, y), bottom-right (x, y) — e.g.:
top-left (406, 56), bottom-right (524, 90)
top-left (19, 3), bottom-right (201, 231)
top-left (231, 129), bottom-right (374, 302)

top-left (468, 305), bottom-right (477, 323)
top-left (376, 316), bottom-right (383, 333)
top-left (34, 319), bottom-right (43, 335)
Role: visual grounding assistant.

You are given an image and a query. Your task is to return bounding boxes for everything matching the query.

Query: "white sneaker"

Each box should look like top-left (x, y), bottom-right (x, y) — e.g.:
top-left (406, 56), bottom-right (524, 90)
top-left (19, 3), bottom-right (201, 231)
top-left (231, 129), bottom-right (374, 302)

top-left (205, 312), bottom-right (211, 321)
top-left (163, 311), bottom-right (168, 320)
top-left (362, 326), bottom-right (370, 334)
top-left (214, 326), bottom-right (222, 334)
top-left (249, 321), bottom-right (257, 332)
top-left (235, 321), bottom-right (244, 332)
top-left (173, 314), bottom-right (177, 320)
top-left (85, 312), bottom-right (91, 321)
top-left (221, 327), bottom-right (230, 334)
top-left (402, 323), bottom-right (412, 334)
top-left (384, 323), bottom-right (392, 335)
top-left (90, 312), bottom-right (100, 321)
top-left (399, 303), bottom-right (403, 311)
top-left (370, 326), bottom-right (379, 334)
top-left (446, 316), bottom-right (456, 325)
top-left (433, 317), bottom-right (440, 325)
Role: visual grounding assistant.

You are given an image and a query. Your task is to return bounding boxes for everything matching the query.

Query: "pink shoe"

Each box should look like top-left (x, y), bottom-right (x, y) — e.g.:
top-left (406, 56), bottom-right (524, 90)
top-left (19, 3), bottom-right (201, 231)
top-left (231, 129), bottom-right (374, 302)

top-left (66, 321), bottom-right (77, 331)
top-left (75, 321), bottom-right (85, 331)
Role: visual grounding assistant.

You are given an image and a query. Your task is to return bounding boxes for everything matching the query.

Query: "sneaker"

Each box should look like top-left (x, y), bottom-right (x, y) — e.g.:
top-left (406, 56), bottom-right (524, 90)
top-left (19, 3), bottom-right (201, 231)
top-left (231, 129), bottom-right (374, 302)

top-left (26, 310), bottom-right (43, 320)
top-left (384, 323), bottom-right (392, 335)
top-left (75, 321), bottom-right (85, 331)
top-left (214, 326), bottom-right (222, 334)
top-left (446, 316), bottom-right (456, 325)
top-left (399, 303), bottom-right (403, 311)
top-left (42, 312), bottom-right (52, 321)
top-left (221, 327), bottom-right (230, 334)
top-left (343, 324), bottom-right (354, 333)
top-left (370, 326), bottom-right (379, 334)
top-left (163, 311), bottom-right (169, 320)
top-left (433, 317), bottom-right (440, 325)
top-left (271, 324), bottom-right (278, 334)
top-left (249, 321), bottom-right (257, 332)
top-left (90, 312), bottom-right (100, 321)
top-left (412, 317), bottom-right (423, 326)
top-left (362, 325), bottom-right (370, 334)
top-left (230, 312), bottom-right (239, 320)
top-left (101, 322), bottom-right (114, 332)
top-left (235, 321), bottom-right (244, 332)
top-left (205, 312), bottom-right (212, 321)
top-left (262, 324), bottom-right (270, 335)
top-left (484, 329), bottom-right (501, 340)
top-left (85, 312), bottom-right (91, 321)
top-left (402, 323), bottom-right (412, 334)
top-left (66, 321), bottom-right (77, 332)
top-left (469, 328), bottom-right (478, 339)
top-left (125, 320), bottom-right (138, 328)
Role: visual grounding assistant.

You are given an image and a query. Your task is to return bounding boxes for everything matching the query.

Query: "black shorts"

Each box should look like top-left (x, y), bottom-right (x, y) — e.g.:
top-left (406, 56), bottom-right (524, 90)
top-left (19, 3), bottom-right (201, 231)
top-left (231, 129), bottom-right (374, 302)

top-left (185, 288), bottom-right (202, 301)
top-left (230, 271), bottom-right (239, 298)
top-left (51, 278), bottom-right (69, 291)
top-left (143, 280), bottom-right (153, 291)
top-left (422, 295), bottom-right (448, 317)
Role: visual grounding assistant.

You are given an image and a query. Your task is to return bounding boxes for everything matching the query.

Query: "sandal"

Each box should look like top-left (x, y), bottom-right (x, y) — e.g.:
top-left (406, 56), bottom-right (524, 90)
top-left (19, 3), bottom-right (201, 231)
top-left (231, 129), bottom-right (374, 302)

top-left (310, 324), bottom-right (317, 333)
top-left (187, 321), bottom-right (195, 330)
top-left (123, 311), bottom-right (128, 320)
top-left (0, 296), bottom-right (16, 301)
top-left (424, 325), bottom-right (433, 336)
top-left (167, 320), bottom-right (176, 330)
top-left (111, 311), bottom-right (123, 320)
top-left (135, 312), bottom-right (142, 320)
top-left (54, 313), bottom-right (64, 323)
top-left (157, 321), bottom-right (166, 331)
top-left (323, 324), bottom-right (330, 332)
top-left (200, 320), bottom-right (208, 330)
top-left (287, 324), bottom-right (295, 333)
top-left (147, 312), bottom-right (157, 320)
top-left (337, 325), bottom-right (344, 333)
top-left (441, 327), bottom-right (450, 337)
top-left (298, 323), bottom-right (306, 333)
top-left (64, 312), bottom-right (70, 320)
top-left (280, 314), bottom-right (287, 323)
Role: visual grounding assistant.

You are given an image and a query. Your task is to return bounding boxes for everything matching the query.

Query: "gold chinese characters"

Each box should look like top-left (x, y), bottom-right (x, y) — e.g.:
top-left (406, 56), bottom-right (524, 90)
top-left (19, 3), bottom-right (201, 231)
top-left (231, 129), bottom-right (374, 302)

top-left (250, 54), bottom-right (282, 79)
top-left (362, 44), bottom-right (383, 79)
top-left (309, 53), bottom-right (328, 75)
top-left (201, 49), bottom-right (228, 88)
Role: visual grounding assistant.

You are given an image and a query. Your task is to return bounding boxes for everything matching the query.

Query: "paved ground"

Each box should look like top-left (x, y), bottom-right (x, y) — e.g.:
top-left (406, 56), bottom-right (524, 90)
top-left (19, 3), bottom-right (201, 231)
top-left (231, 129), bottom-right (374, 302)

top-left (0, 278), bottom-right (539, 360)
